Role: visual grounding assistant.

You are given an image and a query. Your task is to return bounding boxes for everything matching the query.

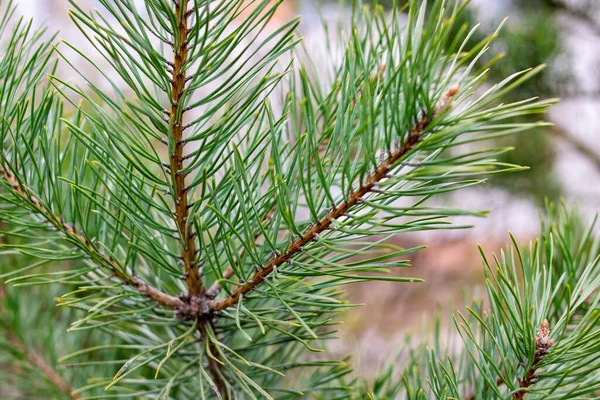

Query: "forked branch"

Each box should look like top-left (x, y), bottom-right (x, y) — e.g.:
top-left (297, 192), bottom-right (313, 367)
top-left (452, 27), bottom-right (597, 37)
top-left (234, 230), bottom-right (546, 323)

top-left (7, 331), bottom-right (81, 400)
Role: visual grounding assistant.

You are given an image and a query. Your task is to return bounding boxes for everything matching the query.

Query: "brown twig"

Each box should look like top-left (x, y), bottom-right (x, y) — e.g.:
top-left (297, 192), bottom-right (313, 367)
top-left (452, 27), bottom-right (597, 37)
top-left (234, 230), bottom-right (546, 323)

top-left (551, 127), bottom-right (600, 174)
top-left (513, 320), bottom-right (553, 400)
top-left (209, 85), bottom-right (460, 312)
top-left (0, 166), bottom-right (183, 310)
top-left (7, 332), bottom-right (81, 400)
top-left (0, 283), bottom-right (80, 399)
top-left (464, 321), bottom-right (553, 400)
top-left (544, 0), bottom-right (600, 37)
top-left (169, 0), bottom-right (201, 298)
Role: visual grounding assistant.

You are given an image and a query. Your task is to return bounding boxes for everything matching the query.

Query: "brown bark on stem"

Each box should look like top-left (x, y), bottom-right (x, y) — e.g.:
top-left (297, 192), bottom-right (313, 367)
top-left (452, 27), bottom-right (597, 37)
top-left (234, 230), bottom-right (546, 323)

top-left (166, 1), bottom-right (228, 394)
top-left (0, 166), bottom-right (183, 310)
top-left (209, 85), bottom-right (459, 312)
top-left (513, 320), bottom-right (553, 400)
top-left (8, 331), bottom-right (81, 400)
top-left (0, 284), bottom-right (79, 399)
top-left (170, 0), bottom-right (201, 297)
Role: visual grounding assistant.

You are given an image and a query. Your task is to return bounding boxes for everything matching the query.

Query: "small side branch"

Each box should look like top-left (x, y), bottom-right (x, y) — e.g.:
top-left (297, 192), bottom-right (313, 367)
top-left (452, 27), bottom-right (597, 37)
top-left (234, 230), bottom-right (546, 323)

top-left (551, 127), bottom-right (600, 174)
top-left (131, 277), bottom-right (183, 309)
top-left (0, 166), bottom-right (183, 310)
top-left (544, 0), bottom-right (600, 37)
top-left (0, 285), bottom-right (80, 400)
top-left (8, 331), bottom-right (81, 400)
top-left (514, 320), bottom-right (553, 400)
top-left (209, 85), bottom-right (459, 312)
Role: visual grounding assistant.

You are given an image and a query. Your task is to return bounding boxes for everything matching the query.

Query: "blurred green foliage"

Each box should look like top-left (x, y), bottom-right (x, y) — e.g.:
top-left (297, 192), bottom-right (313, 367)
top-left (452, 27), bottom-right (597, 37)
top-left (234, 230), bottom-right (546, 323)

top-left (482, 6), bottom-right (565, 205)
top-left (441, 0), bottom-right (566, 205)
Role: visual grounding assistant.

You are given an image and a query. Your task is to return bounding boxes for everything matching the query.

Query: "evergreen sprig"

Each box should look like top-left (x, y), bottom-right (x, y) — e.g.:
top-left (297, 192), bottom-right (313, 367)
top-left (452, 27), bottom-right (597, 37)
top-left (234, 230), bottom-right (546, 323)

top-left (0, 0), bottom-right (564, 398)
top-left (366, 203), bottom-right (600, 399)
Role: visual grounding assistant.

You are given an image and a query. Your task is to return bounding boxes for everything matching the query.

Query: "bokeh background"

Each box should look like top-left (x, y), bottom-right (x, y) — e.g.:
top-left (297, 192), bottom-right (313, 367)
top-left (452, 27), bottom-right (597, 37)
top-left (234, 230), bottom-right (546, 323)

top-left (10, 0), bottom-right (600, 380)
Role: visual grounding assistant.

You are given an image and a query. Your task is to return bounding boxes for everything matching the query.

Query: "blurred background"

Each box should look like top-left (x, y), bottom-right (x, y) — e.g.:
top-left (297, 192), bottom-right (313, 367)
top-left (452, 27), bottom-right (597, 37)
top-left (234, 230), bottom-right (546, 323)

top-left (9, 0), bottom-right (600, 381)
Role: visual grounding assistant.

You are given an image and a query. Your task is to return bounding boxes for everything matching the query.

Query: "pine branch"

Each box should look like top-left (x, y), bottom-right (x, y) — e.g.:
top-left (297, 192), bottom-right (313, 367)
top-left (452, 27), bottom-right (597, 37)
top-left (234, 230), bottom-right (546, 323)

top-left (169, 0), bottom-right (201, 298)
top-left (366, 206), bottom-right (600, 399)
top-left (162, 4), bottom-right (229, 392)
top-left (0, 0), bottom-right (566, 396)
top-left (551, 127), bottom-right (600, 173)
top-left (7, 331), bottom-right (80, 400)
top-left (209, 85), bottom-right (460, 312)
top-left (514, 320), bottom-right (554, 400)
top-left (0, 165), bottom-right (183, 310)
top-left (0, 283), bottom-right (79, 400)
